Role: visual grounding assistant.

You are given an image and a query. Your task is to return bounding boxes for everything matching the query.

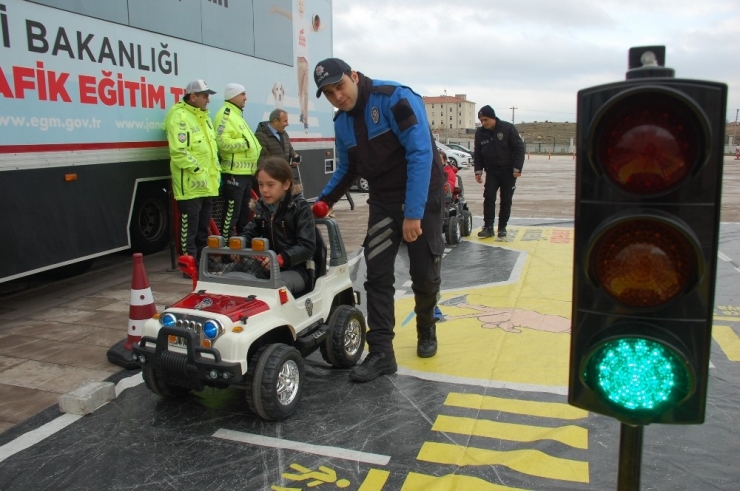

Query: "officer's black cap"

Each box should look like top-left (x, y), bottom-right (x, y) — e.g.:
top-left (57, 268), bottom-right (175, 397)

top-left (314, 58), bottom-right (351, 98)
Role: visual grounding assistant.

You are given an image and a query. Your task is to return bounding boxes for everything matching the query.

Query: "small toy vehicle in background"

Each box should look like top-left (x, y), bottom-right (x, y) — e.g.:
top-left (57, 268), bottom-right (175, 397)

top-left (442, 174), bottom-right (473, 244)
top-left (132, 218), bottom-right (366, 421)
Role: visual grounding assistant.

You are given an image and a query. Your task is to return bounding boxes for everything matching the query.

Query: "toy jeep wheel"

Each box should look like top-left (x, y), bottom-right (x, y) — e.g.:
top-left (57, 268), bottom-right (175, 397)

top-left (461, 210), bottom-right (473, 236)
top-left (446, 215), bottom-right (461, 245)
top-left (143, 366), bottom-right (190, 399)
top-left (245, 344), bottom-right (304, 421)
top-left (320, 305), bottom-right (366, 368)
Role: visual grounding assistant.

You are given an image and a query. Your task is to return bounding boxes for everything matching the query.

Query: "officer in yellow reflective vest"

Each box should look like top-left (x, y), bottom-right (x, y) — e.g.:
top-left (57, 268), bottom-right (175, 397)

top-left (213, 83), bottom-right (262, 239)
top-left (164, 79), bottom-right (220, 262)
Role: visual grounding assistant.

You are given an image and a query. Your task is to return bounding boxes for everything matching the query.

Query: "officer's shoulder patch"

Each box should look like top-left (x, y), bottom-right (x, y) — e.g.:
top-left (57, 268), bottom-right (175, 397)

top-left (224, 107), bottom-right (231, 115)
top-left (390, 98), bottom-right (417, 132)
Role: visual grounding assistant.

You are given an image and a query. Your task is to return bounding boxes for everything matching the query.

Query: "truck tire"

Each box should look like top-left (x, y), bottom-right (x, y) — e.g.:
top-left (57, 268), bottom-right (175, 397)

top-left (320, 305), bottom-right (366, 368)
top-left (143, 366), bottom-right (190, 399)
top-left (245, 344), bottom-right (304, 421)
top-left (131, 185), bottom-right (170, 255)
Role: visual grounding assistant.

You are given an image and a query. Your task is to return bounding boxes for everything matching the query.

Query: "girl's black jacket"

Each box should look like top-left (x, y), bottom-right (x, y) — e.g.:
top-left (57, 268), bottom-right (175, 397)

top-left (240, 192), bottom-right (316, 271)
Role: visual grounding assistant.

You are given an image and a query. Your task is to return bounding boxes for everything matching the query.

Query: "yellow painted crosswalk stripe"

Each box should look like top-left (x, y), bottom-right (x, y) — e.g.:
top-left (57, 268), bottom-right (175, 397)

top-left (432, 414), bottom-right (588, 449)
top-left (417, 442), bottom-right (589, 483)
top-left (712, 325), bottom-right (740, 361)
top-left (358, 469), bottom-right (390, 491)
top-left (445, 393), bottom-right (588, 420)
top-left (402, 471), bottom-right (529, 491)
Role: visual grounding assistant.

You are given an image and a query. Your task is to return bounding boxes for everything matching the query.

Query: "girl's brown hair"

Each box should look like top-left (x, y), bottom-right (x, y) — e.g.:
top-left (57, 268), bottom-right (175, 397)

top-left (257, 157), bottom-right (294, 192)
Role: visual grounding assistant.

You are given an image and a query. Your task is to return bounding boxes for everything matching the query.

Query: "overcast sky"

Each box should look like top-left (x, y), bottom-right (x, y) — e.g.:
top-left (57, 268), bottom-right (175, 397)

top-left (331, 0), bottom-right (740, 125)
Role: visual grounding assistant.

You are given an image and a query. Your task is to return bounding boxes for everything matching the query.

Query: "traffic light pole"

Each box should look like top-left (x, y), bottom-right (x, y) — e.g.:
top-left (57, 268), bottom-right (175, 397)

top-left (617, 423), bottom-right (644, 490)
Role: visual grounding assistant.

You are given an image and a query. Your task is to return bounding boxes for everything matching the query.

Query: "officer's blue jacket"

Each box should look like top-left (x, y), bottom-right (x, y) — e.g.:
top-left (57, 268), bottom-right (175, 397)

top-left (319, 73), bottom-right (443, 219)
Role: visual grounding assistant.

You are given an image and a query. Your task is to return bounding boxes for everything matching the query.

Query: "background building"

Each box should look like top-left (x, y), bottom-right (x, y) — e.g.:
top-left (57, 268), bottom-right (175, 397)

top-left (423, 94), bottom-right (476, 131)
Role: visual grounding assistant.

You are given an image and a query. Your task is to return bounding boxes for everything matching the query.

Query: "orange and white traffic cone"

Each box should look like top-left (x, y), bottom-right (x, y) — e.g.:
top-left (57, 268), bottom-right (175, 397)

top-left (107, 253), bottom-right (157, 369)
top-left (125, 253), bottom-right (156, 350)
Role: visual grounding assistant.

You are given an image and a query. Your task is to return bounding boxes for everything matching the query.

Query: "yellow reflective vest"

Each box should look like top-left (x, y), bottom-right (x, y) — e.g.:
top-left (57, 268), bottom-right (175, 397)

top-left (164, 101), bottom-right (220, 200)
top-left (213, 101), bottom-right (262, 175)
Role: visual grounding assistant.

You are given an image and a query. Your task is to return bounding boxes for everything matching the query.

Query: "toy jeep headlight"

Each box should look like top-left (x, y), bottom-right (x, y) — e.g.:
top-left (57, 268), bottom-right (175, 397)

top-left (161, 313), bottom-right (177, 327)
top-left (203, 319), bottom-right (222, 340)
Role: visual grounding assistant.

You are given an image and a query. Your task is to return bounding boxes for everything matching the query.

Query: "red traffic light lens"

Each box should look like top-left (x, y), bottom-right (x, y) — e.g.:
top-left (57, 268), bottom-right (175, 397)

top-left (595, 91), bottom-right (702, 195)
top-left (594, 219), bottom-right (695, 308)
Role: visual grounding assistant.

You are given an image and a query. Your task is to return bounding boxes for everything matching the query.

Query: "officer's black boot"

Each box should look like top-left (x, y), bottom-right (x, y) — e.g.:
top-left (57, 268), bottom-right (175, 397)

top-left (477, 226), bottom-right (494, 238)
top-left (349, 352), bottom-right (397, 383)
top-left (417, 326), bottom-right (438, 358)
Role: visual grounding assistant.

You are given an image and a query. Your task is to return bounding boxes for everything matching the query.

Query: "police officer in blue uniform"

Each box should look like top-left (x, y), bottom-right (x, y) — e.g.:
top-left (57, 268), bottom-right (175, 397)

top-left (313, 58), bottom-right (445, 382)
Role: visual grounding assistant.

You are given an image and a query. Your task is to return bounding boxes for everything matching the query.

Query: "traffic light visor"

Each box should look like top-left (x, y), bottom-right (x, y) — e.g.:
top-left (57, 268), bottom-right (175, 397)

top-left (592, 88), bottom-right (706, 195)
top-left (593, 218), bottom-right (696, 308)
top-left (584, 336), bottom-right (693, 413)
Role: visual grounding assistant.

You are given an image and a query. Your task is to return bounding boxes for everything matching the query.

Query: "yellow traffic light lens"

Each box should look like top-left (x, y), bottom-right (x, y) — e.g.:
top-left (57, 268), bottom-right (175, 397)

top-left (594, 219), bottom-right (694, 307)
top-left (595, 92), bottom-right (700, 194)
top-left (585, 337), bottom-right (691, 412)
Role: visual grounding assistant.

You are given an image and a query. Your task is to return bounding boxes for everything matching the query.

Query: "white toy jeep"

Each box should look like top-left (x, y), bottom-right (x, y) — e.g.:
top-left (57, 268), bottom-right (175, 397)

top-left (132, 218), bottom-right (366, 420)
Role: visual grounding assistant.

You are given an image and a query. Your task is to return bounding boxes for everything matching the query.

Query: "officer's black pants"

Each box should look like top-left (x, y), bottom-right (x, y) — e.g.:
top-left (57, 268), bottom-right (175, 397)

top-left (483, 171), bottom-right (517, 230)
top-left (221, 173), bottom-right (254, 238)
top-left (177, 197), bottom-right (213, 261)
top-left (363, 191), bottom-right (445, 353)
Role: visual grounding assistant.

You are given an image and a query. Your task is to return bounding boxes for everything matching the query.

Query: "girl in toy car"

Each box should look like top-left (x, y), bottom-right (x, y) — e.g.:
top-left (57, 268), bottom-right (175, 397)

top-left (238, 157), bottom-right (316, 295)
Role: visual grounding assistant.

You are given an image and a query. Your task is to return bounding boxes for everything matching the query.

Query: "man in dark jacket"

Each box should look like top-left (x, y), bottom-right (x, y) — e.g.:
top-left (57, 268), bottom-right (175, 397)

top-left (255, 109), bottom-right (302, 194)
top-left (473, 105), bottom-right (525, 239)
top-left (313, 58), bottom-right (445, 383)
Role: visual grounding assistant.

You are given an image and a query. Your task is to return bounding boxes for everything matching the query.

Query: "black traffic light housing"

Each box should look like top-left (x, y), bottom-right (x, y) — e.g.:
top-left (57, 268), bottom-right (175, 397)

top-left (568, 46), bottom-right (727, 425)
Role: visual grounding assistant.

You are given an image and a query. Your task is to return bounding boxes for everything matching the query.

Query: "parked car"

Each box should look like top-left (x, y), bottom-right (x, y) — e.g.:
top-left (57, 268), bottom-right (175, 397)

top-left (444, 143), bottom-right (473, 156)
top-left (350, 177), bottom-right (370, 193)
top-left (436, 142), bottom-right (472, 169)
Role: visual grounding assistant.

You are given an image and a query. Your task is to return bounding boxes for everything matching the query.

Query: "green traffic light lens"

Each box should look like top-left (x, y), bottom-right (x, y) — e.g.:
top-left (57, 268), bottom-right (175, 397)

top-left (585, 337), bottom-right (692, 412)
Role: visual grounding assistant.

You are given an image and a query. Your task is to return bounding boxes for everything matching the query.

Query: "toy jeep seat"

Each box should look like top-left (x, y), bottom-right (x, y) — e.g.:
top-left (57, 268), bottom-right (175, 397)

top-left (305, 226), bottom-right (327, 292)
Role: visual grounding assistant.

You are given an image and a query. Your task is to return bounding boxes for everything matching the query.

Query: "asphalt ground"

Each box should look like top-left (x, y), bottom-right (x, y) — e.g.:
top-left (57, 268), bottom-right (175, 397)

top-left (0, 155), bottom-right (739, 490)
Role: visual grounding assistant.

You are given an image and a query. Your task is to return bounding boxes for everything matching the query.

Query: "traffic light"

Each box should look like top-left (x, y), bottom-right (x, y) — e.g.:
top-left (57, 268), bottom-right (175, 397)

top-left (568, 46), bottom-right (727, 425)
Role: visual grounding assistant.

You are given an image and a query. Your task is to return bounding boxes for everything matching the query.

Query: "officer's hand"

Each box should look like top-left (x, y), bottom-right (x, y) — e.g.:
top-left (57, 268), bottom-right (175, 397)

top-left (475, 174), bottom-right (482, 183)
top-left (513, 171), bottom-right (522, 178)
top-left (403, 218), bottom-right (422, 243)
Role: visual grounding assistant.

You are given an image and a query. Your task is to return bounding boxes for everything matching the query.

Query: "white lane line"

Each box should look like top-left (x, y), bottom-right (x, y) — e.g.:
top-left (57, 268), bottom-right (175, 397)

top-left (115, 372), bottom-right (145, 397)
top-left (0, 374), bottom-right (144, 463)
top-left (718, 251), bottom-right (731, 262)
top-left (0, 414), bottom-right (82, 463)
top-left (212, 429), bottom-right (391, 466)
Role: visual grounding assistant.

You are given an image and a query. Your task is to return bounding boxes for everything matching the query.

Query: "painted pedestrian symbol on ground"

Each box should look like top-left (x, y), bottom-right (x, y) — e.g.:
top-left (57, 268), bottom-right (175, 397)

top-left (273, 463), bottom-right (351, 489)
top-left (439, 295), bottom-right (570, 333)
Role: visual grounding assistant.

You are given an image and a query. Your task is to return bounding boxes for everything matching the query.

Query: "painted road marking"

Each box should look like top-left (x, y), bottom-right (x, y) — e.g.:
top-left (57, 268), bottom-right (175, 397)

top-left (402, 472), bottom-right (528, 490)
top-left (432, 414), bottom-right (588, 449)
top-left (0, 414), bottom-right (82, 463)
top-left (444, 392), bottom-right (588, 420)
top-left (416, 441), bottom-right (589, 483)
top-left (713, 325), bottom-right (740, 361)
top-left (358, 469), bottom-right (391, 491)
top-left (395, 226), bottom-right (572, 388)
top-left (0, 374), bottom-right (144, 463)
top-left (212, 429), bottom-right (391, 466)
